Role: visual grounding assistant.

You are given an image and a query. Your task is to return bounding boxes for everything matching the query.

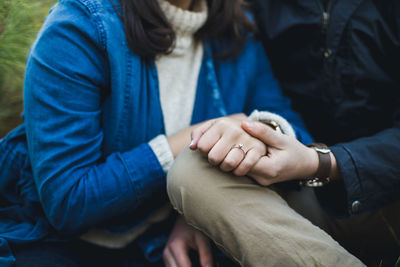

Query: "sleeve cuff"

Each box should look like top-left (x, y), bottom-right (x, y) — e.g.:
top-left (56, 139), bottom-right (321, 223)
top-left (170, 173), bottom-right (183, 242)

top-left (314, 145), bottom-right (364, 218)
top-left (149, 135), bottom-right (175, 173)
top-left (248, 110), bottom-right (296, 139)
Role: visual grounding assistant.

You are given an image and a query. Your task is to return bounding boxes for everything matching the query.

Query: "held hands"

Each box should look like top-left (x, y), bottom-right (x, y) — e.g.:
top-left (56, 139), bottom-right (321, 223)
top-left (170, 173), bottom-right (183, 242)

top-left (190, 118), bottom-right (321, 186)
top-left (242, 121), bottom-right (319, 185)
top-left (163, 216), bottom-right (213, 267)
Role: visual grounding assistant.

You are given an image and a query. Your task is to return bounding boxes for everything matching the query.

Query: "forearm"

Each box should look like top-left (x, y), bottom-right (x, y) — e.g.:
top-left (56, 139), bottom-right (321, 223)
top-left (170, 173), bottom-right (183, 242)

top-left (33, 143), bottom-right (166, 234)
top-left (316, 127), bottom-right (400, 217)
top-left (168, 124), bottom-right (197, 158)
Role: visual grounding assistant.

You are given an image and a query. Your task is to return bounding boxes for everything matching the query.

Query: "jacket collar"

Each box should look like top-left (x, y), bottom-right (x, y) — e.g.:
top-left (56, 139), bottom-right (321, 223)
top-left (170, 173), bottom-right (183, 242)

top-left (327, 0), bottom-right (364, 50)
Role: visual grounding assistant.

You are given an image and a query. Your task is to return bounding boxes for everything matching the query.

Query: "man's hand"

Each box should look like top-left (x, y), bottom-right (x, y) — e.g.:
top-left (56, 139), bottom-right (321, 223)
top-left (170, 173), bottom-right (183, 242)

top-left (241, 121), bottom-right (320, 186)
top-left (163, 216), bottom-right (213, 267)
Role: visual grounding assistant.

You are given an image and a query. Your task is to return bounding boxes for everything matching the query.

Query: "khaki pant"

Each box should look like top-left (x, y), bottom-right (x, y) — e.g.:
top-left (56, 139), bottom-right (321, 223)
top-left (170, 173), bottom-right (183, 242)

top-left (167, 147), bottom-right (400, 267)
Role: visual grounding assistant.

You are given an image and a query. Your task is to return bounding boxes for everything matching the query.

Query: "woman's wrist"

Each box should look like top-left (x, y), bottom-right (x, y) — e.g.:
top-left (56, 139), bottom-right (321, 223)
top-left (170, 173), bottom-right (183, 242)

top-left (168, 122), bottom-right (205, 158)
top-left (167, 130), bottom-right (191, 158)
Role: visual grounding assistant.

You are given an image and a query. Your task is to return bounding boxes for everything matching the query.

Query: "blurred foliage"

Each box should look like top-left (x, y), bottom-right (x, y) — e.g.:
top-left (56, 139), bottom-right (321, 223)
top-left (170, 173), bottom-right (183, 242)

top-left (0, 0), bottom-right (56, 137)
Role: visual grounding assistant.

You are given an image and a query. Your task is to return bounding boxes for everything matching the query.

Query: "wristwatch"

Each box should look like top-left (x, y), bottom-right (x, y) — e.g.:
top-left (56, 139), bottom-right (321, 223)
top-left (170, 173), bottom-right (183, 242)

top-left (299, 143), bottom-right (332, 187)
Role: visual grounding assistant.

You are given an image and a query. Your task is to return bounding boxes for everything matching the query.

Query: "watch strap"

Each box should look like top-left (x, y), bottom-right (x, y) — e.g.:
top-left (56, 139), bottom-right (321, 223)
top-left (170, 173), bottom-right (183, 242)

top-left (300, 143), bottom-right (332, 187)
top-left (309, 143), bottom-right (331, 179)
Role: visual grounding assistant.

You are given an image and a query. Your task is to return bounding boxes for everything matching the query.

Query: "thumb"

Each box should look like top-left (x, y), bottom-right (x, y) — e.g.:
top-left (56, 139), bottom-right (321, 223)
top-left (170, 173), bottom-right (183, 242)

top-left (242, 121), bottom-right (284, 148)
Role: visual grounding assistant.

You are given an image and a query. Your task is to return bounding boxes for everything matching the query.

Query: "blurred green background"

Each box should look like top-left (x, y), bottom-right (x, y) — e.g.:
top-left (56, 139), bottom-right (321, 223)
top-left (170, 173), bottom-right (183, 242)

top-left (0, 0), bottom-right (57, 138)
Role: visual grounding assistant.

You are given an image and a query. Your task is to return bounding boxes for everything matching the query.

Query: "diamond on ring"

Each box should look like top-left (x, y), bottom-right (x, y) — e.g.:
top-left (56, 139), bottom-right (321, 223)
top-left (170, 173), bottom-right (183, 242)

top-left (232, 143), bottom-right (246, 154)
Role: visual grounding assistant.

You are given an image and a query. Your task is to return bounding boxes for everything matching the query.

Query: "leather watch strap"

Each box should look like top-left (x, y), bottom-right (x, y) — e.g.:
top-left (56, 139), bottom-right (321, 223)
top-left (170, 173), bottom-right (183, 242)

top-left (307, 143), bottom-right (331, 179)
top-left (300, 143), bottom-right (332, 187)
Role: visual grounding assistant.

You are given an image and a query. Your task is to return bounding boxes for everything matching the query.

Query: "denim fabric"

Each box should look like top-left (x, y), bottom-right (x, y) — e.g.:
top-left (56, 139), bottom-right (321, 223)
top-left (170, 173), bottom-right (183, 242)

top-left (0, 0), bottom-right (313, 265)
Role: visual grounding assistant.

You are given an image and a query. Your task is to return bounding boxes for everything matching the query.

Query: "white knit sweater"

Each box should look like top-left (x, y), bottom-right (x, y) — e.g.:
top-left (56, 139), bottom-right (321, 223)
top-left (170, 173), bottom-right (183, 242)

top-left (149, 0), bottom-right (207, 173)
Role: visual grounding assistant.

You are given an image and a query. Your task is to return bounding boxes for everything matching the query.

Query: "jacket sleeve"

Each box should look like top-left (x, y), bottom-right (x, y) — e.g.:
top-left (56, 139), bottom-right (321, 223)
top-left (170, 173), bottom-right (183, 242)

top-left (315, 14), bottom-right (400, 218)
top-left (243, 39), bottom-right (314, 145)
top-left (316, 116), bottom-right (400, 217)
top-left (24, 0), bottom-right (165, 234)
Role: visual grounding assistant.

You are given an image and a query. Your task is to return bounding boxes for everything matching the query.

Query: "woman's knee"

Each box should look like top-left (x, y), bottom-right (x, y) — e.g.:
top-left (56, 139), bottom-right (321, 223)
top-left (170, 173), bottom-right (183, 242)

top-left (167, 147), bottom-right (212, 213)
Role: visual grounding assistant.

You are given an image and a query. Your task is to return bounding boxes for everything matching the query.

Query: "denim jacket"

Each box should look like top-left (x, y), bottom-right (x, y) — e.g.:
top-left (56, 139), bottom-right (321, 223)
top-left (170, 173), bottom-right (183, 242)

top-left (0, 0), bottom-right (313, 265)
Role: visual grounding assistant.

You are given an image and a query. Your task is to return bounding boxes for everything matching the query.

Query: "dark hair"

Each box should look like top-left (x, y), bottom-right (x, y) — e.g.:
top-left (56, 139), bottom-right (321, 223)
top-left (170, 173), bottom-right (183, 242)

top-left (118, 0), bottom-right (257, 60)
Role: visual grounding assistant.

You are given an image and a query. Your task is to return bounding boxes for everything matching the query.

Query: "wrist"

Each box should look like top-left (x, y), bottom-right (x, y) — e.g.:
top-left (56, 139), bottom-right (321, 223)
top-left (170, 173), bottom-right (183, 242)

top-left (329, 152), bottom-right (341, 181)
top-left (300, 143), bottom-right (332, 187)
top-left (167, 132), bottom-right (189, 158)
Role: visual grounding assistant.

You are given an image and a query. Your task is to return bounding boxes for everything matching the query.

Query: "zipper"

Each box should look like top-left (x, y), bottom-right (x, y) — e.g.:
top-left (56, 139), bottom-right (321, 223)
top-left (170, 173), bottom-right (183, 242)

top-left (316, 0), bottom-right (335, 33)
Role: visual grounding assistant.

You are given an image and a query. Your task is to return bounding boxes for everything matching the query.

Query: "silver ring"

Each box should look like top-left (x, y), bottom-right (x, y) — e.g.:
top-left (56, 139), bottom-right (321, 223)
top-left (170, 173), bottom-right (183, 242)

top-left (232, 143), bottom-right (246, 154)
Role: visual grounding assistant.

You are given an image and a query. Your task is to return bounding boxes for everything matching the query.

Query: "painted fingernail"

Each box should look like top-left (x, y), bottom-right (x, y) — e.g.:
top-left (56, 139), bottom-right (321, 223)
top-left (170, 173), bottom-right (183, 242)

top-left (190, 140), bottom-right (194, 147)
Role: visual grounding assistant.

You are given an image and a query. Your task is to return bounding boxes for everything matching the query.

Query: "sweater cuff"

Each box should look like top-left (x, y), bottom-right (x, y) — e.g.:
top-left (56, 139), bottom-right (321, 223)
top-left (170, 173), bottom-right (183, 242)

top-left (149, 135), bottom-right (175, 173)
top-left (248, 110), bottom-right (296, 139)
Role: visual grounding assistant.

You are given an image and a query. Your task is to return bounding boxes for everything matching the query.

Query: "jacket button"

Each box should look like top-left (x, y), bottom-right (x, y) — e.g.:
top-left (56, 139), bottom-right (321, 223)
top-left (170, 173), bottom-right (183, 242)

top-left (352, 201), bottom-right (361, 213)
top-left (323, 49), bottom-right (332, 58)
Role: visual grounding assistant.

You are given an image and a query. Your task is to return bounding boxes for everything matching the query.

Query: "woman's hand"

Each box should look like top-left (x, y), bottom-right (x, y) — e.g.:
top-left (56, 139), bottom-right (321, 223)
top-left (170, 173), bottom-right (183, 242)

top-left (163, 216), bottom-right (213, 267)
top-left (168, 114), bottom-right (248, 159)
top-left (190, 116), bottom-right (267, 176)
top-left (241, 121), bottom-right (341, 186)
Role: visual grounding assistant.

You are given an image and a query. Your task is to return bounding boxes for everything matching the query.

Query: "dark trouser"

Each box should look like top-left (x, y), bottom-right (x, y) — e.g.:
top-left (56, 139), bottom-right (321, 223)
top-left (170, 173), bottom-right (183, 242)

top-left (11, 239), bottom-right (161, 267)
top-left (11, 238), bottom-right (240, 267)
top-left (281, 188), bottom-right (400, 267)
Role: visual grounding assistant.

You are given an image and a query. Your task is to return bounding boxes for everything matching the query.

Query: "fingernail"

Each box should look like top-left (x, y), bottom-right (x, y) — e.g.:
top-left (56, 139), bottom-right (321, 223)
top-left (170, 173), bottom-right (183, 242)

top-left (189, 139), bottom-right (194, 147)
top-left (243, 121), bottom-right (254, 128)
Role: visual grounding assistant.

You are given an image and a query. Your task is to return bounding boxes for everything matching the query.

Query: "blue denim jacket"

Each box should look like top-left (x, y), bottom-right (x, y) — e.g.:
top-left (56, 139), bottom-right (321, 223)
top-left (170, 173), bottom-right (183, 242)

top-left (0, 0), bottom-right (313, 265)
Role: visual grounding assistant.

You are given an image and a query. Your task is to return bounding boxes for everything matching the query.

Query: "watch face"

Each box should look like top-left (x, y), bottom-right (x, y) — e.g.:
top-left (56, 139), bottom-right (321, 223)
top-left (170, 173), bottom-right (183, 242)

top-left (314, 147), bottom-right (331, 154)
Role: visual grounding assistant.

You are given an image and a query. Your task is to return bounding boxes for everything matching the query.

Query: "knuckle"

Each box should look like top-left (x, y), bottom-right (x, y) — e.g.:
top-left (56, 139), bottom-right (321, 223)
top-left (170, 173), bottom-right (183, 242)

top-left (162, 248), bottom-right (169, 259)
top-left (220, 163), bottom-right (231, 172)
top-left (258, 178), bottom-right (272, 187)
top-left (241, 161), bottom-right (253, 171)
top-left (208, 154), bottom-right (220, 165)
top-left (231, 127), bottom-right (243, 137)
top-left (234, 162), bottom-right (251, 176)
top-left (197, 141), bottom-right (208, 153)
top-left (224, 158), bottom-right (236, 169)
top-left (215, 118), bottom-right (228, 128)
top-left (169, 241), bottom-right (180, 252)
top-left (203, 258), bottom-right (213, 266)
top-left (233, 168), bottom-right (246, 177)
top-left (267, 167), bottom-right (279, 179)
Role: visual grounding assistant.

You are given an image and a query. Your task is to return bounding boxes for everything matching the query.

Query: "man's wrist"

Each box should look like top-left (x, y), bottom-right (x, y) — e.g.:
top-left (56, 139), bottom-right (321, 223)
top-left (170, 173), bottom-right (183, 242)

top-left (300, 143), bottom-right (332, 187)
top-left (329, 152), bottom-right (341, 181)
top-left (306, 147), bottom-right (320, 178)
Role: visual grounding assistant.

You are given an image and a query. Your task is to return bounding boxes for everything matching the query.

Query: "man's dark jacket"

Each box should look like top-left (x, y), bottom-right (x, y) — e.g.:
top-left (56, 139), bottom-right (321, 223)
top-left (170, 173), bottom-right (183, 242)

top-left (250, 0), bottom-right (400, 217)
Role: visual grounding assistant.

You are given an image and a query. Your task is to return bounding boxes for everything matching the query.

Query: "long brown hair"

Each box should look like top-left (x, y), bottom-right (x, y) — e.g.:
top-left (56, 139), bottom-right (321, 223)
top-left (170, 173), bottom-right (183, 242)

top-left (118, 0), bottom-right (257, 60)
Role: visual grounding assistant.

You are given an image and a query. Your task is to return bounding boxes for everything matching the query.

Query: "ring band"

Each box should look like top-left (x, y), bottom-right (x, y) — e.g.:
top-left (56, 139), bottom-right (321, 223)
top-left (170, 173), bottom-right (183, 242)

top-left (232, 143), bottom-right (246, 154)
